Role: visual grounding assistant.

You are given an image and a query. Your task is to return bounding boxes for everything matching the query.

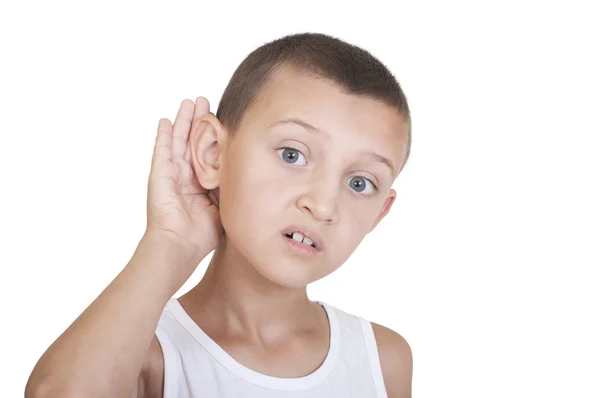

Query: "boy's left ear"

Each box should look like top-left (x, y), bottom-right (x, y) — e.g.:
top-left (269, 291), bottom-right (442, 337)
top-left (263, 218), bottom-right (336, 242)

top-left (368, 189), bottom-right (397, 233)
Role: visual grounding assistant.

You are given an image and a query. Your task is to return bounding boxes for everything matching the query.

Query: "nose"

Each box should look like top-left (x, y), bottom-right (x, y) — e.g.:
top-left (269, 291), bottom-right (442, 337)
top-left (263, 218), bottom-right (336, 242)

top-left (296, 175), bottom-right (339, 224)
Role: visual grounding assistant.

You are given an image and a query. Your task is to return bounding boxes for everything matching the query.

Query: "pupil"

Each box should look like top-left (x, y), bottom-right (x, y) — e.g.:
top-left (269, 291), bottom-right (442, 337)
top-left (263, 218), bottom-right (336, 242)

top-left (283, 148), bottom-right (297, 163)
top-left (351, 177), bottom-right (365, 192)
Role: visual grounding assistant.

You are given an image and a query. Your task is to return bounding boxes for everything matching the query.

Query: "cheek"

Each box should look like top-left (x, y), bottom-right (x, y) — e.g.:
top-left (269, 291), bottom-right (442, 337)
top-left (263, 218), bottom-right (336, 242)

top-left (230, 151), bottom-right (293, 213)
top-left (335, 207), bottom-right (376, 250)
top-left (219, 157), bottom-right (283, 238)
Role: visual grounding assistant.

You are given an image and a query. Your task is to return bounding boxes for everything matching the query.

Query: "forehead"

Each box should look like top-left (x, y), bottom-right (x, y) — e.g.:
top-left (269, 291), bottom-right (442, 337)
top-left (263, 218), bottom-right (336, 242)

top-left (243, 69), bottom-right (409, 170)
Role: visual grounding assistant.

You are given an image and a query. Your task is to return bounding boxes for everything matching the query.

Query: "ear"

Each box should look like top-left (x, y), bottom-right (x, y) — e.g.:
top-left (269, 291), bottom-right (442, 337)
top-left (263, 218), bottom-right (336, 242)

top-left (189, 113), bottom-right (228, 190)
top-left (368, 189), bottom-right (397, 233)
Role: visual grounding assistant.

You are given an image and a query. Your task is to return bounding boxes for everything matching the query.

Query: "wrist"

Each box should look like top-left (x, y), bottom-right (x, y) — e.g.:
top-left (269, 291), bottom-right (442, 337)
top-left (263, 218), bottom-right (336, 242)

top-left (142, 229), bottom-right (208, 262)
top-left (133, 230), bottom-right (206, 292)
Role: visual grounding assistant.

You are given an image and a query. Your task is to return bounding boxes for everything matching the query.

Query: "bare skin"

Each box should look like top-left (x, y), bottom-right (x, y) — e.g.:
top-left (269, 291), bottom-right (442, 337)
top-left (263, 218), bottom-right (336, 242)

top-left (26, 71), bottom-right (413, 397)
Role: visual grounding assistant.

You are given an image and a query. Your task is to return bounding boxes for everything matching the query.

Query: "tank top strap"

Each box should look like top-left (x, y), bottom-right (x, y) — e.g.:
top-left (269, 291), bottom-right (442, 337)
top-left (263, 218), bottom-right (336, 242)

top-left (357, 316), bottom-right (387, 397)
top-left (317, 302), bottom-right (387, 398)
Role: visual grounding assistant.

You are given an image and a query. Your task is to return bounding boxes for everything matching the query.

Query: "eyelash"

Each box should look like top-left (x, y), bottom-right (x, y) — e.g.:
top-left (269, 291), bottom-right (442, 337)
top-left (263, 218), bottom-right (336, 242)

top-left (276, 147), bottom-right (379, 196)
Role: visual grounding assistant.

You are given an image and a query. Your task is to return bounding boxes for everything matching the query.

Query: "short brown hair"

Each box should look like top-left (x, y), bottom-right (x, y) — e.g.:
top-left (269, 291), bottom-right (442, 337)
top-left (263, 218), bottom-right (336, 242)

top-left (216, 32), bottom-right (412, 172)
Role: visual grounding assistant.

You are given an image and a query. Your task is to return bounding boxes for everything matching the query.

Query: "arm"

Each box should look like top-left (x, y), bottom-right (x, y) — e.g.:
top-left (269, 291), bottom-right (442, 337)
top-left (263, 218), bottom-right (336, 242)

top-left (26, 97), bottom-right (219, 398)
top-left (25, 232), bottom-right (198, 398)
top-left (372, 322), bottom-right (413, 398)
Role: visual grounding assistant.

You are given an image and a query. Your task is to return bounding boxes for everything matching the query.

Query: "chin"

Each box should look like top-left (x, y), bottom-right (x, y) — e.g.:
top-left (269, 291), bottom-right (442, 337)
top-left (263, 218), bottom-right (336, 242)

top-left (224, 223), bottom-right (332, 289)
top-left (251, 257), bottom-right (317, 290)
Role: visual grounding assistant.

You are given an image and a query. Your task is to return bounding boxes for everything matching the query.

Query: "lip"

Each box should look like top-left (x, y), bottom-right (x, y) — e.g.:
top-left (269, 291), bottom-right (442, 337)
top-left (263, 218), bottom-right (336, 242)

top-left (280, 224), bottom-right (324, 251)
top-left (281, 234), bottom-right (320, 258)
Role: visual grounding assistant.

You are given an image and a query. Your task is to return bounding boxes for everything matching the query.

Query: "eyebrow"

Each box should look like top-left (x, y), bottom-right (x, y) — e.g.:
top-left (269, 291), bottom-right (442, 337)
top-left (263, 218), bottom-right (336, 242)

top-left (269, 117), bottom-right (397, 178)
top-left (269, 117), bottom-right (325, 135)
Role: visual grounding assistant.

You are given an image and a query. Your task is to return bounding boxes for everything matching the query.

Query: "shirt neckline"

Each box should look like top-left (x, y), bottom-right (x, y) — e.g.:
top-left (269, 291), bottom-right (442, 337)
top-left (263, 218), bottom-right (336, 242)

top-left (167, 297), bottom-right (341, 391)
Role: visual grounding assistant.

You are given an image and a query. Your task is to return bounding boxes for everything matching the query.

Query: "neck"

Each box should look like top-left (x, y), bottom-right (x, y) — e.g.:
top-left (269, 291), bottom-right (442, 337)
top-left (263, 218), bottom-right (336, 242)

top-left (180, 236), bottom-right (319, 342)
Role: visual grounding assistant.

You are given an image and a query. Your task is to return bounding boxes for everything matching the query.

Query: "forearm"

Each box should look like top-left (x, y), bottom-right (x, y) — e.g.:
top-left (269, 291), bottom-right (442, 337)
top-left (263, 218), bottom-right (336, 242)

top-left (26, 232), bottom-right (199, 397)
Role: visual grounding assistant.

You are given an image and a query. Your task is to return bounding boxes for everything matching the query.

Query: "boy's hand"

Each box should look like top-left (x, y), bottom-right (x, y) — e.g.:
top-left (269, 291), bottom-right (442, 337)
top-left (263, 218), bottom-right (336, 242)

top-left (146, 97), bottom-right (223, 264)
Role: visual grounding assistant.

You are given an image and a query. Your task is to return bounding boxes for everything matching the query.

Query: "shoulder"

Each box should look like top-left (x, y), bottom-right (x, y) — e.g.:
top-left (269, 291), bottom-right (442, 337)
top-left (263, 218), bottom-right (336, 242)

top-left (371, 321), bottom-right (413, 398)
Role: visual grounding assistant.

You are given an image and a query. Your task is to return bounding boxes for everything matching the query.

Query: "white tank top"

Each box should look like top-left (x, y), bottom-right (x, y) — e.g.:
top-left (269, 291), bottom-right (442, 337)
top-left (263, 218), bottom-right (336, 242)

top-left (154, 298), bottom-right (388, 397)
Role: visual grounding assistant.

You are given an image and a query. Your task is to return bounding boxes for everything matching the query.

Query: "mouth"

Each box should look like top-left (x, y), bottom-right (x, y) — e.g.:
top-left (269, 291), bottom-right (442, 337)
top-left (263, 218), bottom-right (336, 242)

top-left (281, 225), bottom-right (324, 252)
top-left (284, 232), bottom-right (317, 248)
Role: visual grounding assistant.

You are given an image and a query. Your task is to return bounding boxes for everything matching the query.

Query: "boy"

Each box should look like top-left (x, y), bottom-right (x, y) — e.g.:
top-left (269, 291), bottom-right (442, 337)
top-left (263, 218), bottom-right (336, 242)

top-left (26, 32), bottom-right (413, 397)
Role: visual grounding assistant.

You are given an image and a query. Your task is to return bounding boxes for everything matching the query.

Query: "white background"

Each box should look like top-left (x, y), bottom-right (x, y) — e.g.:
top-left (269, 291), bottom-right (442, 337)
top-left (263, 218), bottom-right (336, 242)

top-left (1, 1), bottom-right (599, 397)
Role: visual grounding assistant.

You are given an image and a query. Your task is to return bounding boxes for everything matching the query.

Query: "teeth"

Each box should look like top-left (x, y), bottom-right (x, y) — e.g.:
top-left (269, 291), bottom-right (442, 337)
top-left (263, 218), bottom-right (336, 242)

top-left (289, 232), bottom-right (315, 248)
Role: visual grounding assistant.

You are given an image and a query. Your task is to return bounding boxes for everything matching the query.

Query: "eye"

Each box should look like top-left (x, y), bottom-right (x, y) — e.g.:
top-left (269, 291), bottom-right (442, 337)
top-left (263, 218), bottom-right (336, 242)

top-left (347, 176), bottom-right (376, 195)
top-left (277, 147), bottom-right (307, 166)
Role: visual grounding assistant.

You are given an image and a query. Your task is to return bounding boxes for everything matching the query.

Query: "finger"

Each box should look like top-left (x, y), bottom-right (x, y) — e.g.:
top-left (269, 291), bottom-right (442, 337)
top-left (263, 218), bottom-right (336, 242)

top-left (185, 96), bottom-right (211, 163)
top-left (192, 96), bottom-right (210, 127)
top-left (152, 118), bottom-right (173, 168)
top-left (172, 99), bottom-right (195, 160)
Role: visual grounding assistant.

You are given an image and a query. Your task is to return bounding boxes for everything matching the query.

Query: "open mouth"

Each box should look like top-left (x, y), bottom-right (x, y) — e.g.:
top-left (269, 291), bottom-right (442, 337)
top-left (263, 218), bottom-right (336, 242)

top-left (284, 232), bottom-right (317, 248)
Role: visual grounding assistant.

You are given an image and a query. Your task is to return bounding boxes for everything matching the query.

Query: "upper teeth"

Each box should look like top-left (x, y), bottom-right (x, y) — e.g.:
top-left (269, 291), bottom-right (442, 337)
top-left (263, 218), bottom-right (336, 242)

top-left (292, 232), bottom-right (314, 247)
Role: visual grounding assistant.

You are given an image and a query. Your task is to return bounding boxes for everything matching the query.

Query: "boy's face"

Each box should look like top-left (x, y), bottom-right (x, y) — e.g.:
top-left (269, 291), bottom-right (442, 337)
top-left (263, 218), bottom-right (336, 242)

top-left (216, 69), bottom-right (409, 289)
